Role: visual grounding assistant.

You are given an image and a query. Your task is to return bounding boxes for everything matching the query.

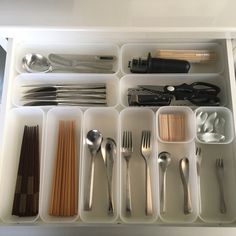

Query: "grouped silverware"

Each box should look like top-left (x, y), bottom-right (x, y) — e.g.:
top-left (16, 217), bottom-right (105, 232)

top-left (179, 157), bottom-right (192, 215)
top-left (85, 130), bottom-right (117, 215)
top-left (22, 53), bottom-right (115, 73)
top-left (21, 83), bottom-right (107, 106)
top-left (196, 111), bottom-right (226, 143)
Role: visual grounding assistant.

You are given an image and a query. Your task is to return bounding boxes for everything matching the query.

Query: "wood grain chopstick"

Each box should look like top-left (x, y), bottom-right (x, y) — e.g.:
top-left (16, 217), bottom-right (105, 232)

top-left (49, 120), bottom-right (78, 217)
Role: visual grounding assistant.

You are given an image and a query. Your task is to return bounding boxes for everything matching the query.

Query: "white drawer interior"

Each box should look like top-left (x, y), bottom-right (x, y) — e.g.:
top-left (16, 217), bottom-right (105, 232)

top-left (0, 37), bottom-right (236, 227)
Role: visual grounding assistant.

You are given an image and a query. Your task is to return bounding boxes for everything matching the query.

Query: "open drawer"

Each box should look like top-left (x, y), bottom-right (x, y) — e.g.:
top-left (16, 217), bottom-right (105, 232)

top-left (1, 0), bottom-right (236, 235)
top-left (0, 37), bottom-right (236, 228)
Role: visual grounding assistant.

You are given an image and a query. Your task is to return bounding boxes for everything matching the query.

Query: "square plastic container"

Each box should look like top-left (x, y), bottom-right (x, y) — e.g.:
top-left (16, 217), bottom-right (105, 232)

top-left (12, 73), bottom-right (119, 108)
top-left (195, 107), bottom-right (234, 144)
top-left (80, 108), bottom-right (119, 223)
top-left (121, 43), bottom-right (224, 74)
top-left (119, 108), bottom-right (158, 223)
top-left (156, 106), bottom-right (195, 143)
top-left (40, 107), bottom-right (83, 223)
top-left (157, 142), bottom-right (199, 223)
top-left (197, 143), bottom-right (236, 223)
top-left (120, 74), bottom-right (227, 107)
top-left (15, 42), bottom-right (120, 74)
top-left (0, 107), bottom-right (44, 223)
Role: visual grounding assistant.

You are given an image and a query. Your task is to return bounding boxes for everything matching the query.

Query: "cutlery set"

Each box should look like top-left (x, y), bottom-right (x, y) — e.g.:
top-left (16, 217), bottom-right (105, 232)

top-left (21, 83), bottom-right (107, 106)
top-left (22, 53), bottom-right (116, 74)
top-left (121, 130), bottom-right (154, 216)
top-left (196, 147), bottom-right (227, 214)
top-left (85, 130), bottom-right (117, 215)
top-left (196, 111), bottom-right (226, 143)
top-left (158, 152), bottom-right (192, 215)
top-left (9, 48), bottom-right (230, 222)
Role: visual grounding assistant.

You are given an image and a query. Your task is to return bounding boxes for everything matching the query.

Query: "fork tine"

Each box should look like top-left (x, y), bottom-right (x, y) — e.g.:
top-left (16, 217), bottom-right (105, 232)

top-left (129, 131), bottom-right (132, 148)
top-left (122, 131), bottom-right (125, 148)
top-left (148, 130), bottom-right (151, 147)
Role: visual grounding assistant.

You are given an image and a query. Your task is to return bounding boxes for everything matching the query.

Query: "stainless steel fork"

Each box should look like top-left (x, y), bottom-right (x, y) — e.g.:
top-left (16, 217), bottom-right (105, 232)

top-left (121, 131), bottom-right (133, 216)
top-left (140, 130), bottom-right (153, 216)
top-left (215, 158), bottom-right (227, 214)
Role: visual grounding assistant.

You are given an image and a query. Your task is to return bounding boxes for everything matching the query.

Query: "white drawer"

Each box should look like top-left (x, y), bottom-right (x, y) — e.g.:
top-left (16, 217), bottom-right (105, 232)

top-left (0, 37), bottom-right (236, 234)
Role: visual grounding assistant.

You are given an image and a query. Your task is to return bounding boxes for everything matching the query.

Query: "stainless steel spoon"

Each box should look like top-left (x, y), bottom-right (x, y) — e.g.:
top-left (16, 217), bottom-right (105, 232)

top-left (179, 157), bottom-right (192, 215)
top-left (158, 152), bottom-right (171, 213)
top-left (85, 130), bottom-right (103, 211)
top-left (101, 138), bottom-right (116, 215)
top-left (22, 53), bottom-right (114, 73)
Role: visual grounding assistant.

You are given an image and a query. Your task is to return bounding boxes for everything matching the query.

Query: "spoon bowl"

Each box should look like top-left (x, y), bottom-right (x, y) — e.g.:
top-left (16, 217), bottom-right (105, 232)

top-left (85, 129), bottom-right (103, 210)
top-left (158, 151), bottom-right (171, 213)
top-left (101, 138), bottom-right (117, 215)
top-left (158, 151), bottom-right (171, 172)
top-left (101, 138), bottom-right (117, 165)
top-left (22, 53), bottom-right (52, 73)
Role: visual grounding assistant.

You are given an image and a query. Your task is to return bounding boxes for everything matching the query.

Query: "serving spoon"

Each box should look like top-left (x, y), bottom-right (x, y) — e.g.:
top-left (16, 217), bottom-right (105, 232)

top-left (22, 53), bottom-right (114, 73)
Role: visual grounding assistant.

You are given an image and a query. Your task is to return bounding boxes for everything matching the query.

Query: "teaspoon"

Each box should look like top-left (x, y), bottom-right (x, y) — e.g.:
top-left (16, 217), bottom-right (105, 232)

top-left (179, 157), bottom-right (192, 214)
top-left (158, 152), bottom-right (171, 213)
top-left (85, 130), bottom-right (103, 211)
top-left (101, 138), bottom-right (117, 215)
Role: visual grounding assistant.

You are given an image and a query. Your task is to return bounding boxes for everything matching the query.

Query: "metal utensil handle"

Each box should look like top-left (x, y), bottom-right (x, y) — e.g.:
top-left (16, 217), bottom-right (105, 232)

top-left (107, 175), bottom-right (114, 215)
top-left (161, 170), bottom-right (167, 213)
top-left (49, 54), bottom-right (113, 70)
top-left (146, 162), bottom-right (153, 215)
top-left (125, 160), bottom-right (132, 215)
top-left (106, 155), bottom-right (114, 215)
top-left (50, 65), bottom-right (113, 73)
top-left (217, 174), bottom-right (227, 213)
top-left (85, 153), bottom-right (96, 211)
top-left (183, 183), bottom-right (192, 214)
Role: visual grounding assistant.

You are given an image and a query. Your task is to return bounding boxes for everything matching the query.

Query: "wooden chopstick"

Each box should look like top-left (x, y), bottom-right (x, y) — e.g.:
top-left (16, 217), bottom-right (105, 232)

top-left (49, 120), bottom-right (78, 217)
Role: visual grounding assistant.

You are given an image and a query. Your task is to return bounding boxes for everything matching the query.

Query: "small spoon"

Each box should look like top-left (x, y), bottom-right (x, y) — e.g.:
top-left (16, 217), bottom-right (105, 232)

top-left (179, 157), bottom-right (192, 215)
top-left (85, 130), bottom-right (103, 211)
top-left (22, 53), bottom-right (114, 73)
top-left (158, 152), bottom-right (171, 213)
top-left (101, 138), bottom-right (117, 215)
